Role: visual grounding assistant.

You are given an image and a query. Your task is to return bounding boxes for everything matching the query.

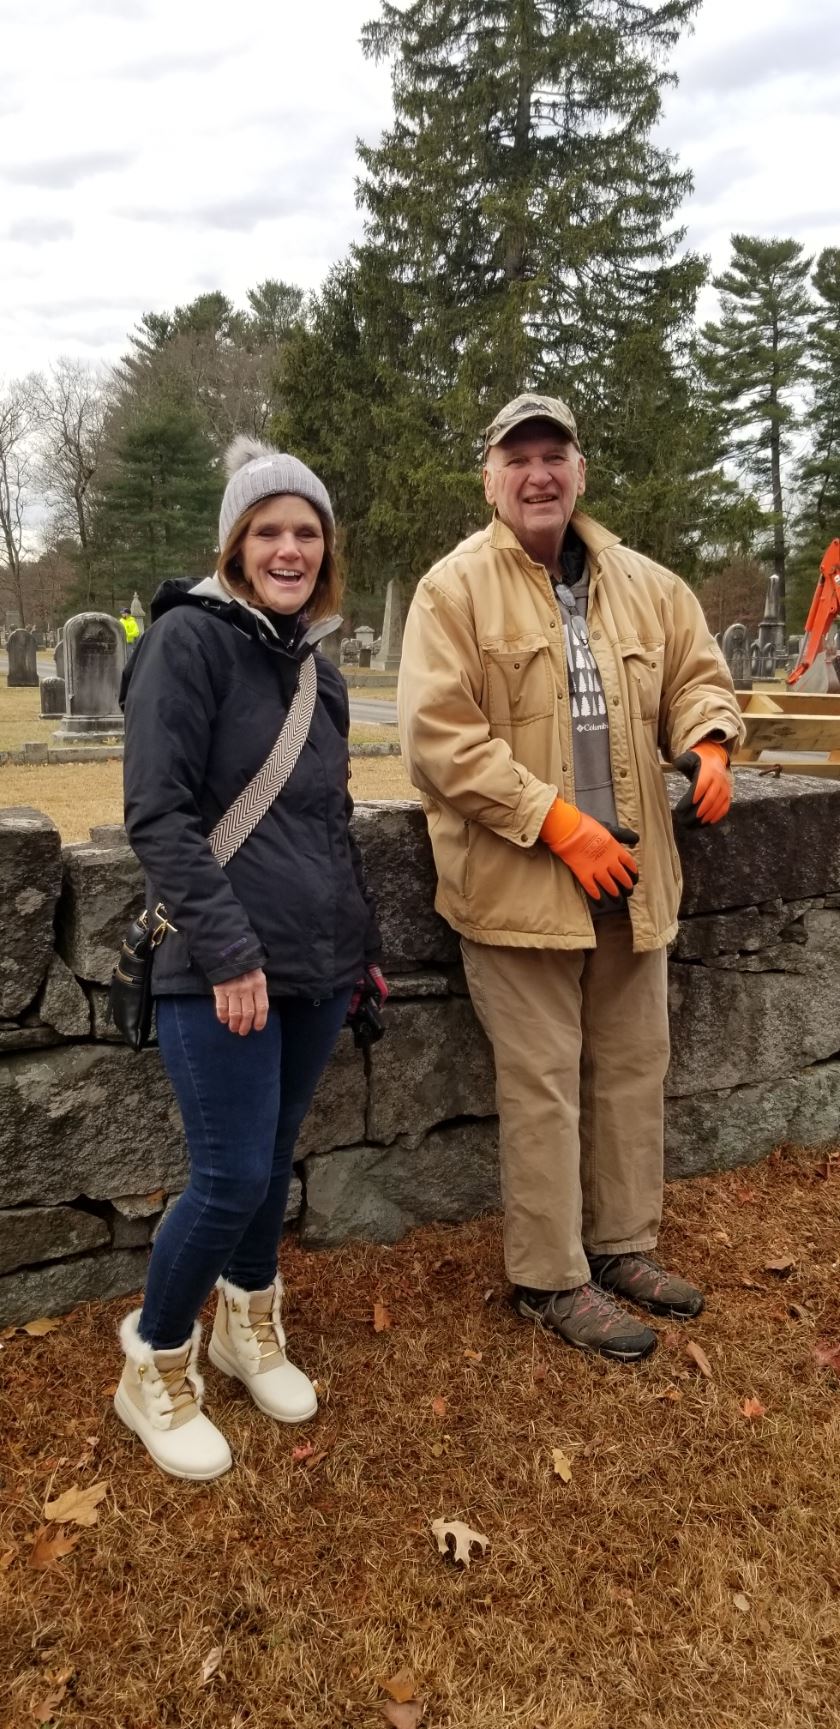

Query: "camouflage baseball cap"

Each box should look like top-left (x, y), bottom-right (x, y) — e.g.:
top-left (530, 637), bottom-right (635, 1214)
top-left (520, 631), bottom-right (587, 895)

top-left (484, 392), bottom-right (580, 455)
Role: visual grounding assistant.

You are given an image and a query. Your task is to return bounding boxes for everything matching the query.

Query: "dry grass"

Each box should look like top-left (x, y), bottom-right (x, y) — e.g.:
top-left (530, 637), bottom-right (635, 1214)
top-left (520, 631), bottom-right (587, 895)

top-left (0, 681), bottom-right (48, 753)
top-left (1, 1147), bottom-right (839, 1729)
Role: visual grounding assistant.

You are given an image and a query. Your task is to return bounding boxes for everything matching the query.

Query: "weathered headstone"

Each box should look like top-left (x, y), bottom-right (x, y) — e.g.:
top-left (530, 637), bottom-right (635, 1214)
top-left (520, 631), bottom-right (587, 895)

top-left (374, 583), bottom-right (402, 672)
top-left (54, 638), bottom-right (65, 681)
top-left (721, 622), bottom-right (751, 690)
top-left (6, 628), bottom-right (38, 687)
top-left (756, 571), bottom-right (786, 670)
top-left (39, 676), bottom-right (66, 718)
top-left (54, 613), bottom-right (125, 740)
top-left (359, 646), bottom-right (372, 669)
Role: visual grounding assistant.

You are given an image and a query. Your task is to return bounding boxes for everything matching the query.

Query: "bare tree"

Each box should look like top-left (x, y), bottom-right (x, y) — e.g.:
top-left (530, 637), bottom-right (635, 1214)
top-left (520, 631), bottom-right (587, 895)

top-left (0, 377), bottom-right (39, 628)
top-left (34, 359), bottom-right (113, 599)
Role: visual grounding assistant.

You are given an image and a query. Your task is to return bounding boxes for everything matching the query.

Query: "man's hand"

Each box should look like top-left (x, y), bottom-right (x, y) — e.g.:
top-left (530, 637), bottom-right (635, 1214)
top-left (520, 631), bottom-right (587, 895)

top-left (672, 740), bottom-right (732, 827)
top-left (213, 967), bottom-right (269, 1036)
top-left (540, 799), bottom-right (639, 902)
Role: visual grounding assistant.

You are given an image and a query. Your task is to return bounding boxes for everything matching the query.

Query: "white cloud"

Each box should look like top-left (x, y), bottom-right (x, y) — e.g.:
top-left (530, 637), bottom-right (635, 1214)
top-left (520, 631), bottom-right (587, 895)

top-left (0, 0), bottom-right (837, 377)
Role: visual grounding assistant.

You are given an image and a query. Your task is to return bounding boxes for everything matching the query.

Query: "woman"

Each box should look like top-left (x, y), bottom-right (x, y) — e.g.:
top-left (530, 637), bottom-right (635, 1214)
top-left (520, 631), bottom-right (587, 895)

top-left (115, 438), bottom-right (386, 1481)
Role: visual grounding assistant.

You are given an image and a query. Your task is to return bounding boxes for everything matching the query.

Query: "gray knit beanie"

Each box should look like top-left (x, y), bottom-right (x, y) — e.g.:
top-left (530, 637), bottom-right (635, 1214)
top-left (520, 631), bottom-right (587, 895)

top-left (219, 436), bottom-right (335, 549)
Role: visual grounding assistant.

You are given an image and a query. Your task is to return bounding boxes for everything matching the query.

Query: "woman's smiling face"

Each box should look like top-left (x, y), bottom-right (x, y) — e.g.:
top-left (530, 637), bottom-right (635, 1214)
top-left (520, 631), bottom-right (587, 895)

top-left (239, 495), bottom-right (325, 614)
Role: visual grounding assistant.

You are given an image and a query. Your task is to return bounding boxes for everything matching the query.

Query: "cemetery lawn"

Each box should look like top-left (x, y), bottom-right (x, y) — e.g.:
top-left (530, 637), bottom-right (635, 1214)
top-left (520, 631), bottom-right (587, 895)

top-left (2, 1146), bottom-right (839, 1729)
top-left (0, 744), bottom-right (417, 841)
top-left (0, 679), bottom-right (45, 752)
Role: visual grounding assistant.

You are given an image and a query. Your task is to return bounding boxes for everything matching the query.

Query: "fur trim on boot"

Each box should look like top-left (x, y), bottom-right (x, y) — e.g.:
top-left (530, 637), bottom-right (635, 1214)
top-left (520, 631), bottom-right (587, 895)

top-left (114, 1309), bottom-right (232, 1481)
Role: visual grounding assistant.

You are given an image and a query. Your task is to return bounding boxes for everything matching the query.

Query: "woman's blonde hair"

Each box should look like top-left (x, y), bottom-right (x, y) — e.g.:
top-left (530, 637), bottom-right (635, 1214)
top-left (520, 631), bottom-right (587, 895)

top-left (218, 498), bottom-right (343, 622)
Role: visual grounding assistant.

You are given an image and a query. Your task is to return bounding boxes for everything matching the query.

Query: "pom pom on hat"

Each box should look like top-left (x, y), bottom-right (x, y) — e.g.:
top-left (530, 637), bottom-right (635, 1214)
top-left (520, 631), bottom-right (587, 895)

top-left (218, 437), bottom-right (335, 548)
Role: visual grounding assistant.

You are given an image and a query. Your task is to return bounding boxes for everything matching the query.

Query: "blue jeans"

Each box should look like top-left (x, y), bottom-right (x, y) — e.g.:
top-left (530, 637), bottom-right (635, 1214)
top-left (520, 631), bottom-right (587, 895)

top-left (139, 991), bottom-right (351, 1349)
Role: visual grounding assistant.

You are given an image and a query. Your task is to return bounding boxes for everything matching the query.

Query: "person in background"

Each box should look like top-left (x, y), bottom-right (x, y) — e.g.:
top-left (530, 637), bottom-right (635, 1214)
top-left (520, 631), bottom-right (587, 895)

top-left (115, 438), bottom-right (387, 1480)
top-left (399, 393), bottom-right (743, 1365)
top-left (119, 607), bottom-right (140, 645)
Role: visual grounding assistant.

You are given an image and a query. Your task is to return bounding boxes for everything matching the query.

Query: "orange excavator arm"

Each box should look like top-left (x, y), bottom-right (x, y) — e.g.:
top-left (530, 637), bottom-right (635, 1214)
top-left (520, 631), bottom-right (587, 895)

top-left (787, 539), bottom-right (840, 685)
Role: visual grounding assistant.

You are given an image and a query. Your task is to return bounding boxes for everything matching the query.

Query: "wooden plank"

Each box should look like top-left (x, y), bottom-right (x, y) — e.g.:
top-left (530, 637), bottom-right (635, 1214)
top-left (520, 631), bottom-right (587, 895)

top-left (739, 715), bottom-right (840, 752)
top-left (737, 690), bottom-right (840, 717)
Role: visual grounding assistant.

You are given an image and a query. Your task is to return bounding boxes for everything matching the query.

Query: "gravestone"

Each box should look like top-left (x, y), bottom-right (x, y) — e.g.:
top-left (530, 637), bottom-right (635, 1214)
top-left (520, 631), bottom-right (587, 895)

top-left (359, 646), bottom-right (372, 669)
top-left (721, 622), bottom-right (751, 691)
top-left (756, 571), bottom-right (786, 670)
top-left (39, 677), bottom-right (66, 718)
top-left (54, 638), bottom-right (65, 681)
top-left (129, 592), bottom-right (146, 635)
top-left (54, 613), bottom-right (125, 740)
top-left (317, 623), bottom-right (342, 667)
top-left (6, 629), bottom-right (38, 687)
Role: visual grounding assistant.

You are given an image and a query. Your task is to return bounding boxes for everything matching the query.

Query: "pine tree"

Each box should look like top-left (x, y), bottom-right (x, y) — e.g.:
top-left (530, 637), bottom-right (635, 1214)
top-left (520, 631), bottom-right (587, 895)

top-left (699, 235), bottom-right (813, 625)
top-left (343, 0), bottom-right (741, 581)
top-left (789, 247), bottom-right (840, 627)
top-left (86, 407), bottom-right (218, 611)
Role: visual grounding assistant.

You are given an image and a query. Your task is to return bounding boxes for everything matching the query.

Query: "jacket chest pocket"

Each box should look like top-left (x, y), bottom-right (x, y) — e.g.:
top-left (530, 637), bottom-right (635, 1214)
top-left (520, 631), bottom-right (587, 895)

top-left (482, 634), bottom-right (554, 725)
top-left (620, 638), bottom-right (664, 723)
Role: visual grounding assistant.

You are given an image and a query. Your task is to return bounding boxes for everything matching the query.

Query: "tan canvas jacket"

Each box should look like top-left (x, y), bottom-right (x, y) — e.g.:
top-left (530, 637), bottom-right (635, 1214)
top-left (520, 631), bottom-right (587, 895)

top-left (398, 510), bottom-right (745, 952)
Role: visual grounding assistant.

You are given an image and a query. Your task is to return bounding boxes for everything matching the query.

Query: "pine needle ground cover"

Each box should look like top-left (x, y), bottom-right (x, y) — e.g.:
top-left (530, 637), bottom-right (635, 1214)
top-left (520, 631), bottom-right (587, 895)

top-left (1, 1148), bottom-right (839, 1729)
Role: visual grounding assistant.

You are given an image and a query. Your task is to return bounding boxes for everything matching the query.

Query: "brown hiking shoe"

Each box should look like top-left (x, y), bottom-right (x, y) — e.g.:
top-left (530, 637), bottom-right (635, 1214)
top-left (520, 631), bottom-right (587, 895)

top-left (588, 1253), bottom-right (704, 1318)
top-left (513, 1282), bottom-right (657, 1363)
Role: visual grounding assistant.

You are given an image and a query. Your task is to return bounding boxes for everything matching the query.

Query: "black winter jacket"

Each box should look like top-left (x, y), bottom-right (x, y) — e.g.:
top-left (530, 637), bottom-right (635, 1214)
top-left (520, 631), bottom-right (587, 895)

top-left (122, 579), bottom-right (381, 999)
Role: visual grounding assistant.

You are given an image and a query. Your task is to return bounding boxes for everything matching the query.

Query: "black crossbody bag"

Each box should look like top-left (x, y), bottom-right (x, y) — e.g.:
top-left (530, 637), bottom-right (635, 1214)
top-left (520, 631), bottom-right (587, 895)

top-left (109, 654), bottom-right (318, 1052)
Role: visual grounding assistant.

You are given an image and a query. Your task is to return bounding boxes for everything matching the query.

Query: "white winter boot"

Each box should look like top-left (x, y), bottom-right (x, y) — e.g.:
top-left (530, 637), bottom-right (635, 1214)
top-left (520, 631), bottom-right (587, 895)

top-left (208, 1275), bottom-right (318, 1422)
top-left (114, 1310), bottom-right (233, 1480)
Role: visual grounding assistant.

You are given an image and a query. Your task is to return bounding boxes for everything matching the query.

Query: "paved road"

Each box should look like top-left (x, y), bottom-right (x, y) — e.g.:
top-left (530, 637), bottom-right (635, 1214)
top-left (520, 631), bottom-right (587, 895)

top-left (0, 653), bottom-right (55, 679)
top-left (349, 698), bottom-right (398, 726)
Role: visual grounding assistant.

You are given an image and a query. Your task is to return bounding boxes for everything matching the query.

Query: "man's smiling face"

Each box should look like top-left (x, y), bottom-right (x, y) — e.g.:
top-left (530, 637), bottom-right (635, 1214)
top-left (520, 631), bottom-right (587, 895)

top-left (483, 418), bottom-right (586, 560)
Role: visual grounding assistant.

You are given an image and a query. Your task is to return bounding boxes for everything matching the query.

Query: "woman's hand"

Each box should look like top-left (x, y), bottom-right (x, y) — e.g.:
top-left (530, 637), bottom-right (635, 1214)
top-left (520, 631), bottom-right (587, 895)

top-left (213, 967), bottom-right (269, 1036)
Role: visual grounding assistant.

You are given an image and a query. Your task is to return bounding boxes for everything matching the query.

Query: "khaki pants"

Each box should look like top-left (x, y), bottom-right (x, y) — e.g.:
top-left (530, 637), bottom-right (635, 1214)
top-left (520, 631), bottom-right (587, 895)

top-left (461, 917), bottom-right (670, 1290)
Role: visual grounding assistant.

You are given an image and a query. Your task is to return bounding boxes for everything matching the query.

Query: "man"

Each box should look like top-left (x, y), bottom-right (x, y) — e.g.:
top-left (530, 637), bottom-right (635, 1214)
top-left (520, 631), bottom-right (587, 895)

top-left (398, 393), bottom-right (743, 1363)
top-left (119, 607), bottom-right (140, 646)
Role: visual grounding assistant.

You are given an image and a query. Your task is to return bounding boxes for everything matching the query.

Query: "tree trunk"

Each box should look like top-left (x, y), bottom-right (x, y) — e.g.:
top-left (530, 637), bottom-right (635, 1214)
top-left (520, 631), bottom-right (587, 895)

top-left (769, 314), bottom-right (786, 630)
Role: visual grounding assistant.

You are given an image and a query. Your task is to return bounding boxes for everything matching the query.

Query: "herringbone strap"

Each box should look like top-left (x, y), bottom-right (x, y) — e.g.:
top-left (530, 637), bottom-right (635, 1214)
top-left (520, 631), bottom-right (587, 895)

top-left (207, 653), bottom-right (317, 868)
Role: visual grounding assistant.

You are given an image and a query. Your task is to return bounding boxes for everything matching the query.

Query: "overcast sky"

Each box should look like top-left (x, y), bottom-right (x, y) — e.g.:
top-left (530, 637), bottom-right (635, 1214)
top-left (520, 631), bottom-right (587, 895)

top-left (1, 0), bottom-right (838, 378)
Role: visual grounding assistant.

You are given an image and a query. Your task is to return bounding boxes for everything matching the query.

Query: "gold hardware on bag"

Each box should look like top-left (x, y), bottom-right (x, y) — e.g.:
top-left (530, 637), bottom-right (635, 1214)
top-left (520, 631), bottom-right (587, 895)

top-left (150, 903), bottom-right (178, 947)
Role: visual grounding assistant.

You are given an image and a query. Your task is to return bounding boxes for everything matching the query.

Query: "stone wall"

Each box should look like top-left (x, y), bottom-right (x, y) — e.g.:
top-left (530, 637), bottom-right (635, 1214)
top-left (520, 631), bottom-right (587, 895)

top-left (1, 775), bottom-right (839, 1326)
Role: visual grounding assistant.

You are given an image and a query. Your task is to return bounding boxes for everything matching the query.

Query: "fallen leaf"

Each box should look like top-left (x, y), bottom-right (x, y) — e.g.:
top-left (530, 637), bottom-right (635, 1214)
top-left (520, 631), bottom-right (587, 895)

top-left (739, 1275), bottom-right (765, 1291)
top-left (713, 1228), bottom-right (732, 1246)
top-left (22, 1318), bottom-right (63, 1337)
top-left (430, 1442), bottom-right (444, 1458)
top-left (814, 1339), bottom-right (840, 1377)
top-left (101, 1381), bottom-right (119, 1397)
top-left (303, 1448), bottom-right (329, 1471)
top-left (532, 1363), bottom-right (547, 1384)
top-left (662, 1328), bottom-right (681, 1352)
top-left (431, 1516), bottom-right (489, 1567)
top-left (607, 1584), bottom-right (635, 1604)
top-left (787, 1303), bottom-right (809, 1321)
top-left (1, 1546), bottom-right (17, 1569)
top-left (764, 1256), bottom-right (795, 1276)
top-left (28, 1527), bottom-right (81, 1570)
top-left (382, 1703), bottom-right (423, 1729)
top-left (684, 1340), bottom-right (713, 1379)
top-left (381, 1668), bottom-right (416, 1704)
top-left (551, 1448), bottom-right (573, 1483)
top-left (740, 1397), bottom-right (766, 1420)
top-left (463, 1348), bottom-right (483, 1363)
top-left (656, 1386), bottom-right (684, 1403)
top-left (733, 1592), bottom-right (751, 1613)
top-left (291, 1441), bottom-right (316, 1462)
top-left (373, 1302), bottom-right (392, 1333)
top-left (200, 1647), bottom-right (223, 1685)
top-left (431, 1396), bottom-right (447, 1419)
top-left (43, 1481), bottom-right (107, 1528)
top-left (30, 1684), bottom-right (68, 1723)
top-left (734, 1184), bottom-right (757, 1203)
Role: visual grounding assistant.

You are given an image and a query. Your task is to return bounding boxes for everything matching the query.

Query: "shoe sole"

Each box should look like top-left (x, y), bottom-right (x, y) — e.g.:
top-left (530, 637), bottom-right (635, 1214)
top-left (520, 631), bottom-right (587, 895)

top-left (514, 1299), bottom-right (656, 1363)
top-left (207, 1336), bottom-right (318, 1422)
top-left (113, 1386), bottom-right (232, 1481)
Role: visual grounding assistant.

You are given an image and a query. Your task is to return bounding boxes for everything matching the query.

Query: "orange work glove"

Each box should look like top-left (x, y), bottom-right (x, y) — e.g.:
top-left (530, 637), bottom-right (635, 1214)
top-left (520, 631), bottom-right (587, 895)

top-left (672, 740), bottom-right (732, 827)
top-left (540, 799), bottom-right (640, 903)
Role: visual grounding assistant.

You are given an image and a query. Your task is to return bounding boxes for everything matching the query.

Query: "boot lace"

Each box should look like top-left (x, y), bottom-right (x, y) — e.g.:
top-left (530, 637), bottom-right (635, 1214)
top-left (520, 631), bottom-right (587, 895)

top-left (157, 1360), bottom-right (197, 1414)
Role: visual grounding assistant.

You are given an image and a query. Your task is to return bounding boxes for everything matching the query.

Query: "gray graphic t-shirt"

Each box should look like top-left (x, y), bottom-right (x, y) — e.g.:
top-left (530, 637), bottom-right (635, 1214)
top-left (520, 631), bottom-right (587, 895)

top-left (552, 529), bottom-right (617, 831)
